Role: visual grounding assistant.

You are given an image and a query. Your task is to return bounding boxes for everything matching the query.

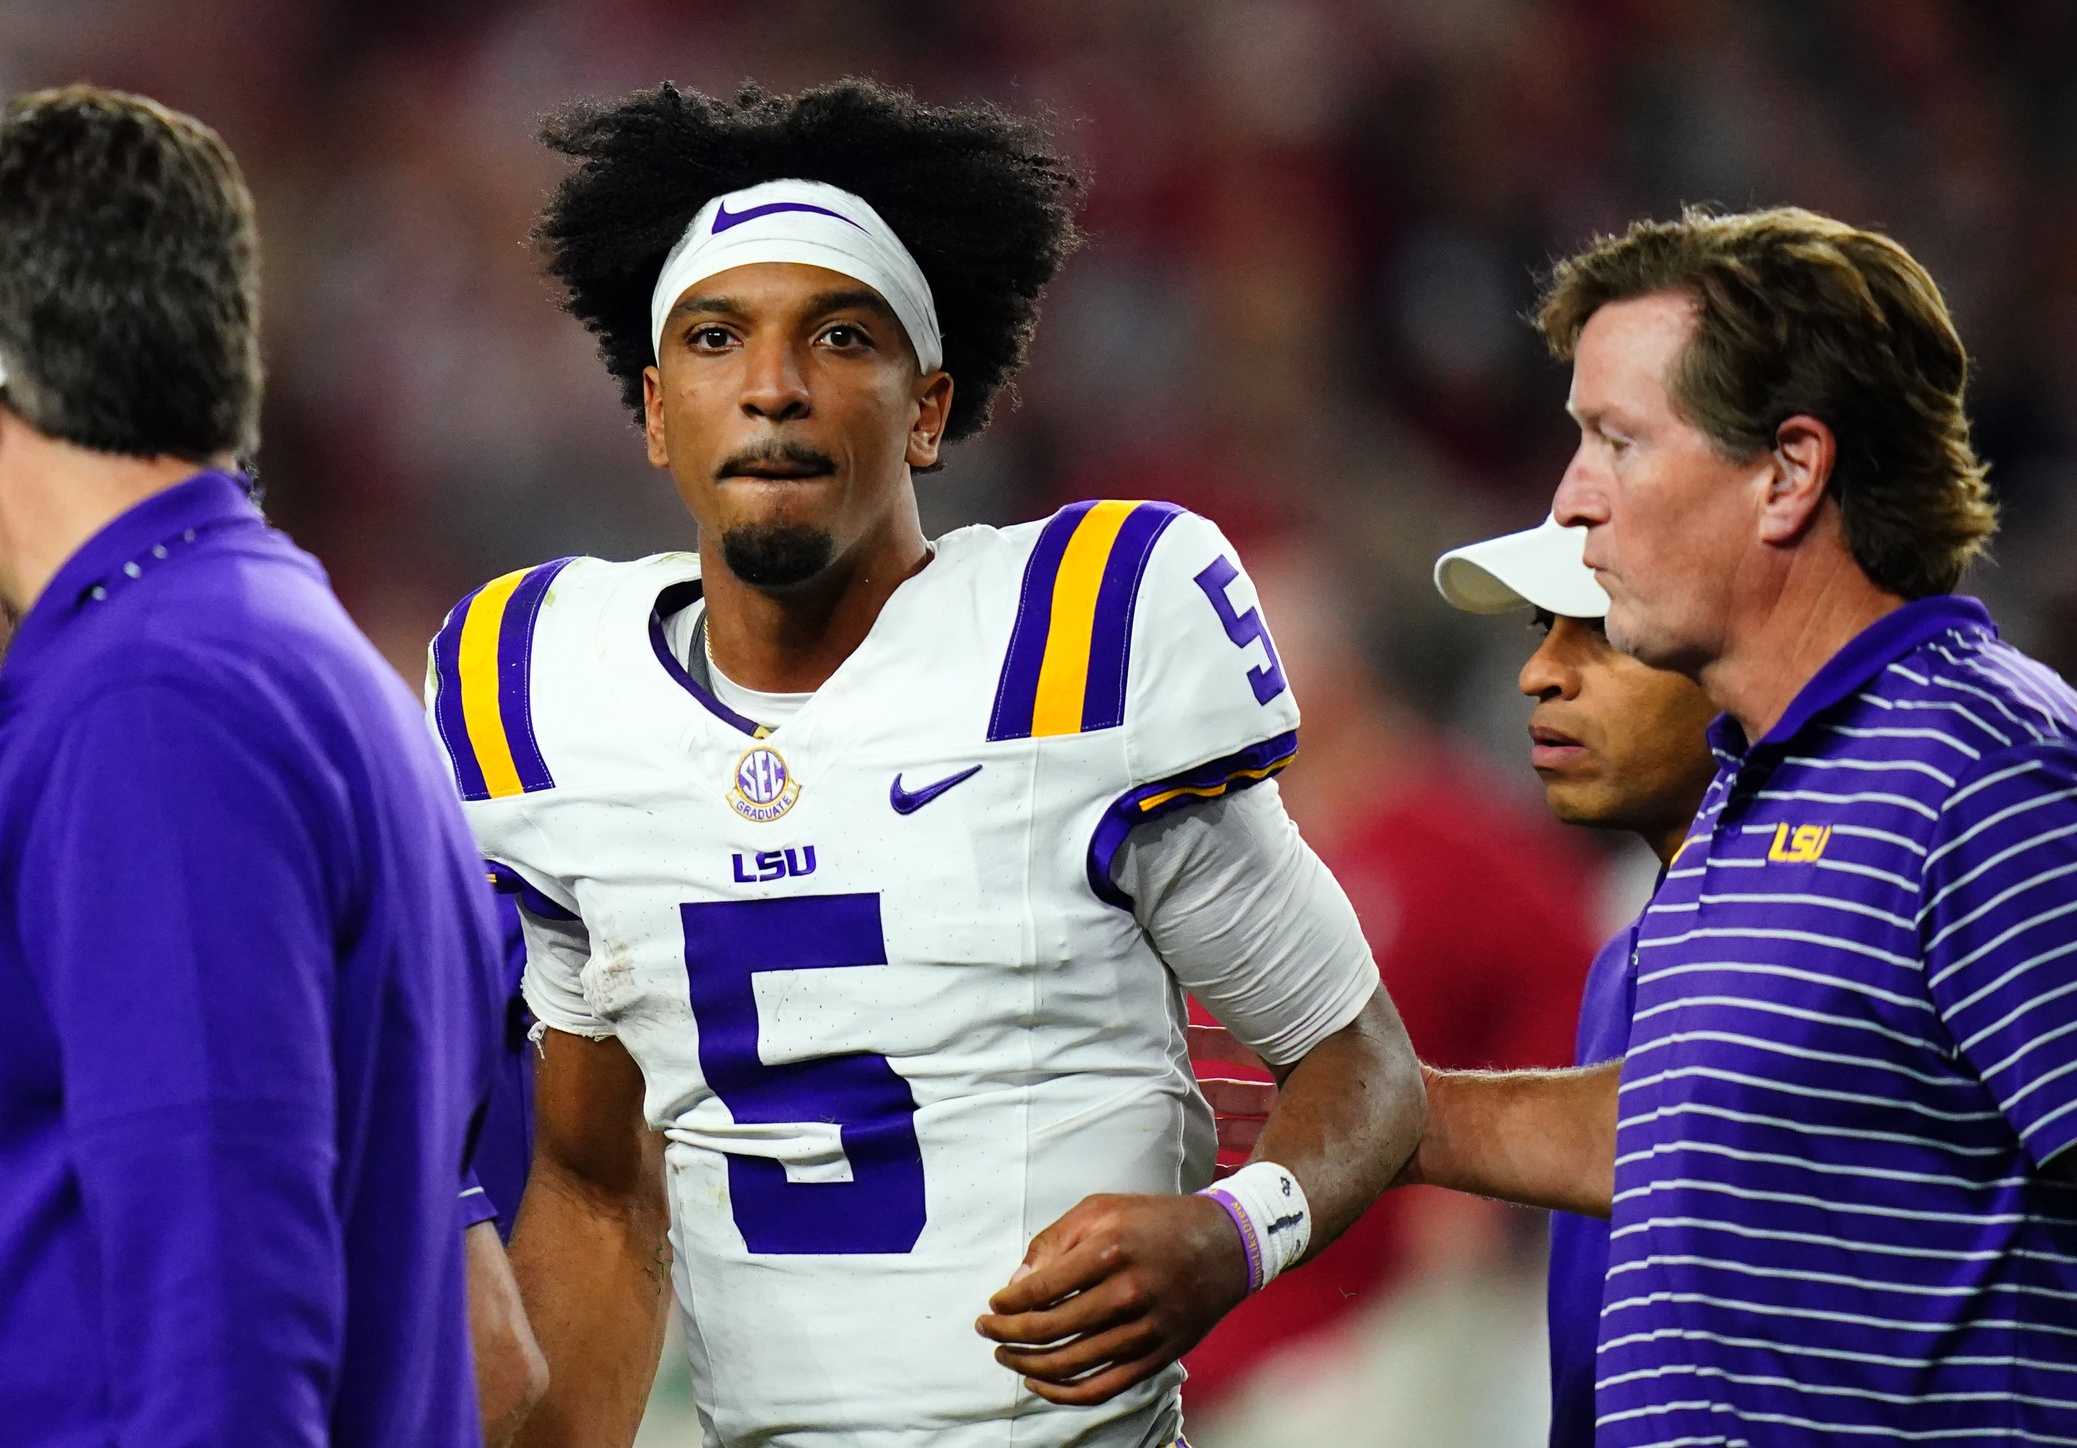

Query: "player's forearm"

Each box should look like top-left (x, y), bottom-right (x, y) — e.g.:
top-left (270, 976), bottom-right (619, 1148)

top-left (1252, 990), bottom-right (1427, 1256)
top-left (1396, 1060), bottom-right (1619, 1217)
top-left (508, 1147), bottom-right (672, 1448)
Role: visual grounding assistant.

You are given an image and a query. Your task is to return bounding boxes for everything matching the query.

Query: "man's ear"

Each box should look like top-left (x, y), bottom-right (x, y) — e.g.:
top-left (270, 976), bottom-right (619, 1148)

top-left (642, 366), bottom-right (669, 470)
top-left (906, 371), bottom-right (955, 471)
top-left (1758, 414), bottom-right (1837, 546)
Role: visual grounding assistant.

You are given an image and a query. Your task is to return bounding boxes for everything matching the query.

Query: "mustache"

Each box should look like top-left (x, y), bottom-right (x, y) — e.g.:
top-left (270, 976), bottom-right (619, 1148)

top-left (715, 441), bottom-right (837, 479)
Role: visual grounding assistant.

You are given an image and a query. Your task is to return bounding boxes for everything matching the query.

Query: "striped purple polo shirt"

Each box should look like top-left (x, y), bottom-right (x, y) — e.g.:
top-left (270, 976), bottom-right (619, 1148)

top-left (1600, 595), bottom-right (2077, 1446)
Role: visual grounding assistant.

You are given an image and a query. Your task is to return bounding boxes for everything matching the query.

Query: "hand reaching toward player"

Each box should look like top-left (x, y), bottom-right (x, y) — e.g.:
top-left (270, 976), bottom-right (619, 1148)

top-left (1190, 1021), bottom-right (1276, 1162)
top-left (974, 1192), bottom-right (1250, 1405)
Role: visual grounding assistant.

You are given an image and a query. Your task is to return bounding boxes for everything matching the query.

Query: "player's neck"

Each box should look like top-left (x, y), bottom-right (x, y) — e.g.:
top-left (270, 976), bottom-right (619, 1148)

top-left (700, 505), bottom-right (932, 694)
top-left (0, 414), bottom-right (226, 615)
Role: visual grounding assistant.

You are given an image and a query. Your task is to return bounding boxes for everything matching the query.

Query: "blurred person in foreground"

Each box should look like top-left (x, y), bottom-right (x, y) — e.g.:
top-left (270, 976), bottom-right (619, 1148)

top-left (1423, 517), bottom-right (1716, 1447)
top-left (1181, 543), bottom-right (1600, 1410)
top-left (0, 87), bottom-right (514, 1445)
top-left (431, 79), bottom-right (1424, 1448)
top-left (1382, 206), bottom-right (2077, 1443)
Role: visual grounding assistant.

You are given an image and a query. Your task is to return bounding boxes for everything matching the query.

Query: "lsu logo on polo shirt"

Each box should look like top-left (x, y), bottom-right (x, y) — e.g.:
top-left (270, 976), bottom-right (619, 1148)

top-left (1767, 822), bottom-right (1832, 863)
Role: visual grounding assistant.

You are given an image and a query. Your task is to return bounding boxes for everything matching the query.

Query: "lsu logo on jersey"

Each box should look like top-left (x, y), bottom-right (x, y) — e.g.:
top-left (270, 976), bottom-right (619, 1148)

top-left (1768, 823), bottom-right (1832, 863)
top-left (728, 744), bottom-right (801, 822)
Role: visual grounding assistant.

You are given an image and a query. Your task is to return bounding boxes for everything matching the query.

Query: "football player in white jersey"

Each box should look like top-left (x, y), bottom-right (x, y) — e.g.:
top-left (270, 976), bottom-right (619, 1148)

top-left (429, 80), bottom-right (1426, 1448)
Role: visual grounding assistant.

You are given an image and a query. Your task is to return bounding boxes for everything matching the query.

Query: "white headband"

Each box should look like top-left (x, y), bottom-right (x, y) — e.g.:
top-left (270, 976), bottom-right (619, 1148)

top-left (648, 178), bottom-right (942, 375)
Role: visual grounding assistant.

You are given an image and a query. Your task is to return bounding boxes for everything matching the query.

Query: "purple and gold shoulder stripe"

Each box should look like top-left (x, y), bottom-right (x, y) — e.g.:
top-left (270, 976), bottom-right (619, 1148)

top-left (431, 558), bottom-right (574, 801)
top-left (1086, 731), bottom-right (1299, 907)
top-left (988, 500), bottom-right (1183, 741)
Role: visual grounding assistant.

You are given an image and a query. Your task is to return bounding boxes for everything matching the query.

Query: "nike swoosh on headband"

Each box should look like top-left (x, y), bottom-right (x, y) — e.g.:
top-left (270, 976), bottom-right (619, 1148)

top-left (712, 199), bottom-right (865, 235)
top-left (889, 765), bottom-right (983, 815)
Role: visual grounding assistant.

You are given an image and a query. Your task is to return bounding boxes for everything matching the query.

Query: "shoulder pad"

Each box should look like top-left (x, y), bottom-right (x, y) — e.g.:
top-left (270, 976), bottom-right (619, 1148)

top-left (986, 499), bottom-right (1187, 741)
top-left (1119, 508), bottom-right (1300, 785)
top-left (426, 557), bottom-right (580, 801)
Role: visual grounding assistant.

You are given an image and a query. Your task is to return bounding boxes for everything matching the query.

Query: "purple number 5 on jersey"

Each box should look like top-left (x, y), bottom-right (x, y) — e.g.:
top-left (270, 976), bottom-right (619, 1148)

top-left (1193, 555), bottom-right (1288, 705)
top-left (680, 894), bottom-right (926, 1254)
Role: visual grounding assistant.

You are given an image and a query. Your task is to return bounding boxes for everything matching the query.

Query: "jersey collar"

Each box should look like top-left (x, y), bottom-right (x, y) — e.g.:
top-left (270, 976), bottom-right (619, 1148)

top-left (3, 469), bottom-right (260, 686)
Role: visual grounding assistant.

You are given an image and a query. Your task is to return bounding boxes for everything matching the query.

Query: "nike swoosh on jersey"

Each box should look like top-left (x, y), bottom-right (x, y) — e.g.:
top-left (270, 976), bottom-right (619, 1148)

top-left (711, 199), bottom-right (864, 234)
top-left (889, 765), bottom-right (983, 815)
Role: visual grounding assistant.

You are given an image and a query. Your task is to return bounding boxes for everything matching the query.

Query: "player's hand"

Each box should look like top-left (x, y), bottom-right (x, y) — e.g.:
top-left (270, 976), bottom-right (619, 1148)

top-left (974, 1192), bottom-right (1250, 1406)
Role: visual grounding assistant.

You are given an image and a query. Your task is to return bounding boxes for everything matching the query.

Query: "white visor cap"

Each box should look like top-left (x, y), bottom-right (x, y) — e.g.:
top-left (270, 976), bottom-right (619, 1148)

top-left (1433, 515), bottom-right (1611, 618)
top-left (648, 178), bottom-right (942, 375)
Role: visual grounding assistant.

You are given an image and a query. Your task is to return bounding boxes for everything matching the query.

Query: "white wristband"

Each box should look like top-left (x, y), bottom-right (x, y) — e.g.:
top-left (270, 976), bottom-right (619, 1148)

top-left (1198, 1160), bottom-right (1312, 1293)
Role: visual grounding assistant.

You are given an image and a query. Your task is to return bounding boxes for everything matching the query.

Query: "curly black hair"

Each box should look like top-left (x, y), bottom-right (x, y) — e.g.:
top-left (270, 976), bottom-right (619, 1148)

top-left (535, 78), bottom-right (1081, 444)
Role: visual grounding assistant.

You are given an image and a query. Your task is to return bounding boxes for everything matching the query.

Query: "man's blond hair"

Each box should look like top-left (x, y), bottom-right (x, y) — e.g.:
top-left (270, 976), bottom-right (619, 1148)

top-left (1538, 206), bottom-right (1995, 598)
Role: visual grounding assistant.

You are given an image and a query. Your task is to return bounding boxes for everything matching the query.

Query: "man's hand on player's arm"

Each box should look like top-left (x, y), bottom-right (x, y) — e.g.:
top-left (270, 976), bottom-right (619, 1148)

top-left (1394, 1060), bottom-right (1619, 1218)
top-left (974, 990), bottom-right (1424, 1405)
top-left (509, 1030), bottom-right (673, 1448)
top-left (1191, 1023), bottom-right (1273, 1158)
top-left (1199, 1057), bottom-right (1621, 1217)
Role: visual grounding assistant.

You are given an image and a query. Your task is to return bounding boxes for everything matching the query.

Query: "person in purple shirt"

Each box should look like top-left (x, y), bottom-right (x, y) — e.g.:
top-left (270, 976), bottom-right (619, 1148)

top-left (0, 86), bottom-right (509, 1446)
top-left (462, 886), bottom-right (550, 1445)
top-left (1545, 208), bottom-right (2077, 1444)
top-left (471, 888), bottom-right (539, 1246)
top-left (1392, 208), bottom-right (2077, 1442)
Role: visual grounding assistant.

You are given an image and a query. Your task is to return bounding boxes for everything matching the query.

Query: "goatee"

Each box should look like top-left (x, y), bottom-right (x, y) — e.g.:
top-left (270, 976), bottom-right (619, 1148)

top-left (721, 523), bottom-right (837, 590)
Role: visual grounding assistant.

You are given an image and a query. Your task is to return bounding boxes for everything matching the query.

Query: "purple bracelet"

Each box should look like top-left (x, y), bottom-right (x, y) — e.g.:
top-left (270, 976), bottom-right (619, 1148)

top-left (1202, 1186), bottom-right (1265, 1293)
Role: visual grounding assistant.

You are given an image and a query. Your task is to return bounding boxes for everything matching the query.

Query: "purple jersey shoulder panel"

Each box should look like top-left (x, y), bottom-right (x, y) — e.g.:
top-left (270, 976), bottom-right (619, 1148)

top-left (988, 501), bottom-right (1091, 741)
top-left (496, 557), bottom-right (575, 793)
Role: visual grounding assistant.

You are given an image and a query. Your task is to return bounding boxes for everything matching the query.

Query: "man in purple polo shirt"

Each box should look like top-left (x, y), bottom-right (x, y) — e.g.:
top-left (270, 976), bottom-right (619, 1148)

top-left (1535, 208), bottom-right (2077, 1441)
top-left (0, 87), bottom-right (508, 1444)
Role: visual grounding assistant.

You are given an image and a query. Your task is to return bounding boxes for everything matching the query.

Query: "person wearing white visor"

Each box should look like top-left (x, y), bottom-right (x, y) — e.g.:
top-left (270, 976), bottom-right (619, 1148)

top-left (1418, 517), bottom-right (1713, 1446)
top-left (1214, 519), bottom-right (1714, 1446)
top-left (443, 80), bottom-right (1427, 1448)
top-left (1433, 513), bottom-right (1612, 619)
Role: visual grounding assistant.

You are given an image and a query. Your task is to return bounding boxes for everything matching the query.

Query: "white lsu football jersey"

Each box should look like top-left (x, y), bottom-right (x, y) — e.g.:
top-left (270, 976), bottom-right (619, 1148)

top-left (427, 501), bottom-right (1312, 1447)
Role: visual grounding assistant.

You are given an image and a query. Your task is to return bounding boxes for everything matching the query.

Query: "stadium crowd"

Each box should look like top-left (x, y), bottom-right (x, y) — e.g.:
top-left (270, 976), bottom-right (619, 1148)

top-left (1, 3), bottom-right (2075, 1445)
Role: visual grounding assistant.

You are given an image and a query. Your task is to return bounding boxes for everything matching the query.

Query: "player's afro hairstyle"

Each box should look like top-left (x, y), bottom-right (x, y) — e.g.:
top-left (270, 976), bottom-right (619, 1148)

top-left (536, 78), bottom-right (1081, 444)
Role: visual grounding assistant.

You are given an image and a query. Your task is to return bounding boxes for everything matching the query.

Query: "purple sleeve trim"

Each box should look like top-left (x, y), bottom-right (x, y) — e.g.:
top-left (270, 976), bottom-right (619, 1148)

top-left (458, 1172), bottom-right (499, 1230)
top-left (1201, 1186), bottom-right (1264, 1293)
top-left (486, 861), bottom-right (578, 923)
top-left (1085, 730), bottom-right (1300, 909)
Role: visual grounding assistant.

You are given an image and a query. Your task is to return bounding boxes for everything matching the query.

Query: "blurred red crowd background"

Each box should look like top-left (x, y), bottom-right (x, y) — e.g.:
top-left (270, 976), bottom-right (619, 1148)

top-left (9, 0), bottom-right (2072, 1428)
